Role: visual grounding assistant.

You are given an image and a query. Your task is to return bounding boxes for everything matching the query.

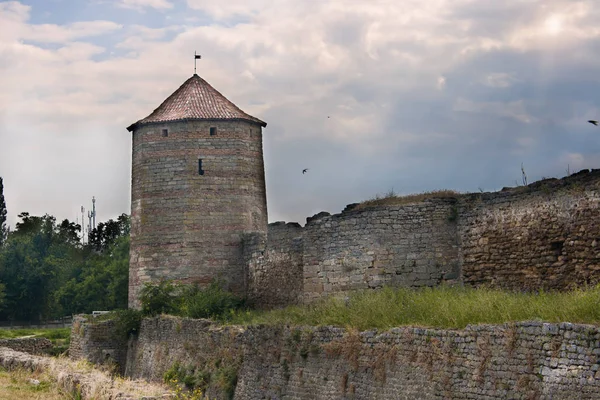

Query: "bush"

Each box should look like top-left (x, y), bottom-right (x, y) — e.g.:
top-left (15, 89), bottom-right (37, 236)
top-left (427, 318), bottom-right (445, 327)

top-left (138, 280), bottom-right (245, 321)
top-left (180, 283), bottom-right (244, 320)
top-left (164, 362), bottom-right (210, 392)
top-left (139, 280), bottom-right (180, 316)
top-left (112, 309), bottom-right (143, 337)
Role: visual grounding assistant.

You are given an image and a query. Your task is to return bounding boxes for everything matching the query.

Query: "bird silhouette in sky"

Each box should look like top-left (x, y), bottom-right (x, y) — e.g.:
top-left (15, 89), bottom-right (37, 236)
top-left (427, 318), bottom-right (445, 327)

top-left (589, 120), bottom-right (598, 126)
top-left (302, 168), bottom-right (309, 174)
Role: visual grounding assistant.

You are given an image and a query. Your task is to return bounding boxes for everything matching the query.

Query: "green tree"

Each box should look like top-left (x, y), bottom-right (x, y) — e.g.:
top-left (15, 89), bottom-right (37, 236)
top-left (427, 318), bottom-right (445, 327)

top-left (0, 228), bottom-right (59, 320)
top-left (0, 177), bottom-right (7, 247)
top-left (0, 282), bottom-right (6, 312)
top-left (0, 212), bottom-right (130, 321)
top-left (0, 213), bottom-right (83, 320)
top-left (53, 236), bottom-right (130, 314)
top-left (87, 214), bottom-right (130, 252)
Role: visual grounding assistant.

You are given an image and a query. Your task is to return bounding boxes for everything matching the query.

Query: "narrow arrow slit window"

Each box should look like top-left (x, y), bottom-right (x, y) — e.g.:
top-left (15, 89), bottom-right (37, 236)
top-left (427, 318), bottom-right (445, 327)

top-left (198, 159), bottom-right (204, 175)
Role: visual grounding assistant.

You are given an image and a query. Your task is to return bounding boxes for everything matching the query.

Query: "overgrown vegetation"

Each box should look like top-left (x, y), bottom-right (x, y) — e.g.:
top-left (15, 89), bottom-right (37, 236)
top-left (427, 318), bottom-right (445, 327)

top-left (227, 285), bottom-right (600, 330)
top-left (90, 280), bottom-right (244, 341)
top-left (357, 189), bottom-right (460, 209)
top-left (140, 280), bottom-right (245, 321)
top-left (0, 366), bottom-right (68, 400)
top-left (164, 356), bottom-right (240, 400)
top-left (0, 210), bottom-right (130, 321)
top-left (112, 309), bottom-right (143, 338)
top-left (164, 362), bottom-right (210, 394)
top-left (0, 357), bottom-right (172, 399)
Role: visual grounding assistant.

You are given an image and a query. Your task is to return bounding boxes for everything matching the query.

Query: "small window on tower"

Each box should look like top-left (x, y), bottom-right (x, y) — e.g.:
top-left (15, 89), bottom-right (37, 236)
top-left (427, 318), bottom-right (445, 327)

top-left (198, 159), bottom-right (205, 175)
top-left (210, 127), bottom-right (217, 136)
top-left (162, 129), bottom-right (168, 137)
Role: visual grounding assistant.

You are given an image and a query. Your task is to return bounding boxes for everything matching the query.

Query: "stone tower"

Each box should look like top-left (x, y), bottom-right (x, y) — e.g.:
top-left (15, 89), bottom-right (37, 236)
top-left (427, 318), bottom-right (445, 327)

top-left (126, 74), bottom-right (268, 308)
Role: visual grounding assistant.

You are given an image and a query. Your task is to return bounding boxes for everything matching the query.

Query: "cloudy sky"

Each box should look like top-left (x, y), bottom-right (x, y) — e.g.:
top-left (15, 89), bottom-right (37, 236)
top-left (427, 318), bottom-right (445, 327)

top-left (1, 0), bottom-right (600, 230)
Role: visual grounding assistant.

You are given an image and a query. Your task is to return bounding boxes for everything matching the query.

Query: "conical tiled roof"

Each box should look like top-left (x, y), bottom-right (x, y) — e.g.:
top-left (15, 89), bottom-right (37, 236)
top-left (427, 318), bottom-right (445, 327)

top-left (127, 74), bottom-right (266, 131)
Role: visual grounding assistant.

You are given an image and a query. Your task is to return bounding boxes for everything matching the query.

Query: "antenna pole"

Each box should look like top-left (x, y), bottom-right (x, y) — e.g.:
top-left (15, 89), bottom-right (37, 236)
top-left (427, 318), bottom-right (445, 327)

top-left (92, 196), bottom-right (96, 230)
top-left (80, 206), bottom-right (85, 245)
top-left (88, 210), bottom-right (93, 242)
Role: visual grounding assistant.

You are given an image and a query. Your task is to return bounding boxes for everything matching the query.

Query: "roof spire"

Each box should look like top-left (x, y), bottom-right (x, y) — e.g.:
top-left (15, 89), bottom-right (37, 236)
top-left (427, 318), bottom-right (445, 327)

top-left (126, 74), bottom-right (267, 131)
top-left (194, 51), bottom-right (201, 75)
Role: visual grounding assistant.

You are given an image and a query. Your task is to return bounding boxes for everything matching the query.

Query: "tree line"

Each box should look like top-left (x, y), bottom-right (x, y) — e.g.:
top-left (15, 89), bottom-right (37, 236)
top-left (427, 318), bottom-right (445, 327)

top-left (0, 177), bottom-right (130, 321)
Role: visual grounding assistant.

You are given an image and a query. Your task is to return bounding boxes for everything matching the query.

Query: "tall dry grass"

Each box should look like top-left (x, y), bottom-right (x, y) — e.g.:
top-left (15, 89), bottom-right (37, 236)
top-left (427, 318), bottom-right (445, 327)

top-left (230, 285), bottom-right (600, 330)
top-left (356, 189), bottom-right (459, 209)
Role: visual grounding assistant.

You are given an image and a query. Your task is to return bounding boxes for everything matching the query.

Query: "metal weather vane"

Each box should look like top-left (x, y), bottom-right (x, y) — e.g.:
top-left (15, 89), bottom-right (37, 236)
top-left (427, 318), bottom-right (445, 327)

top-left (194, 51), bottom-right (201, 74)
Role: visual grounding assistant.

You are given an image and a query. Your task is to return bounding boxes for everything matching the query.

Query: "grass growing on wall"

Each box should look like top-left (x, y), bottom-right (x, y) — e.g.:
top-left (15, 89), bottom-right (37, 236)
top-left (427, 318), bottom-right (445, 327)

top-left (356, 189), bottom-right (460, 209)
top-left (230, 285), bottom-right (600, 330)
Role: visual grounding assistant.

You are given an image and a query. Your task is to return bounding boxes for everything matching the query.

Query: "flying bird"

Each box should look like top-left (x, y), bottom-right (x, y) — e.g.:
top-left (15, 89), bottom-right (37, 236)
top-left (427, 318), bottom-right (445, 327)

top-left (302, 168), bottom-right (309, 174)
top-left (589, 120), bottom-right (599, 126)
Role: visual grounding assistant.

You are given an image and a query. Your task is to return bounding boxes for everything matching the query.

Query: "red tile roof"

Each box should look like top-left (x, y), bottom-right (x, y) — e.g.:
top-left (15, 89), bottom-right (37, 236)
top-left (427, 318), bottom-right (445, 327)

top-left (127, 74), bottom-right (266, 131)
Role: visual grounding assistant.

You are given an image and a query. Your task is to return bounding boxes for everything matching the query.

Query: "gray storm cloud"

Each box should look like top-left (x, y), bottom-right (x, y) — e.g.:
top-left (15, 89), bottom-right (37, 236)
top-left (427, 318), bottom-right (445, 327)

top-left (1, 0), bottom-right (600, 227)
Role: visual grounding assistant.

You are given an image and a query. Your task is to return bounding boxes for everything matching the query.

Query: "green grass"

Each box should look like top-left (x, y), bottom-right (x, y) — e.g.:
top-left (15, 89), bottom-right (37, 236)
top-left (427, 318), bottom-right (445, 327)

top-left (0, 328), bottom-right (70, 341)
top-left (229, 285), bottom-right (600, 330)
top-left (0, 366), bottom-right (70, 400)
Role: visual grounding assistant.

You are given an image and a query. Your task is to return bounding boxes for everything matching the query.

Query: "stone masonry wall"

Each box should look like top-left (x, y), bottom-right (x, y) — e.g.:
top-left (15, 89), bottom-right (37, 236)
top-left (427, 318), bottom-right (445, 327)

top-left (0, 338), bottom-right (52, 355)
top-left (69, 315), bottom-right (127, 374)
top-left (247, 169), bottom-right (600, 306)
top-left (129, 119), bottom-right (267, 308)
top-left (245, 222), bottom-right (304, 308)
top-left (301, 199), bottom-right (460, 302)
top-left (120, 316), bottom-right (600, 399)
top-left (458, 169), bottom-right (600, 290)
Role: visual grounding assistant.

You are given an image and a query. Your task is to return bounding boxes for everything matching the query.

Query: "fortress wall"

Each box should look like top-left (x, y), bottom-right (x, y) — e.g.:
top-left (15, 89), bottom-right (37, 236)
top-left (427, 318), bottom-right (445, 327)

top-left (0, 338), bottom-right (52, 355)
top-left (301, 199), bottom-right (461, 302)
top-left (458, 169), bottom-right (600, 291)
top-left (250, 169), bottom-right (600, 307)
top-left (122, 316), bottom-right (600, 399)
top-left (69, 315), bottom-right (127, 374)
top-left (245, 222), bottom-right (304, 308)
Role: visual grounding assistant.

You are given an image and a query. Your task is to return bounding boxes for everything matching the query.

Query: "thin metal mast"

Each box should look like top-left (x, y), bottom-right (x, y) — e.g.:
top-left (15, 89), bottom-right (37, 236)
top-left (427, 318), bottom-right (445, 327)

top-left (80, 206), bottom-right (85, 244)
top-left (92, 196), bottom-right (96, 230)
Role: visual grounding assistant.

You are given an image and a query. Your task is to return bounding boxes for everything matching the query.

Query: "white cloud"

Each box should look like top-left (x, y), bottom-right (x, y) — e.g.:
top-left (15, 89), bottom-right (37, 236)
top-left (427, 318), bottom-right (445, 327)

top-left (437, 76), bottom-right (446, 90)
top-left (23, 21), bottom-right (123, 43)
top-left (3, 0), bottom-right (600, 226)
top-left (185, 0), bottom-right (273, 19)
top-left (0, 4), bottom-right (122, 43)
top-left (116, 0), bottom-right (173, 10)
top-left (453, 98), bottom-right (534, 124)
top-left (482, 73), bottom-right (517, 88)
